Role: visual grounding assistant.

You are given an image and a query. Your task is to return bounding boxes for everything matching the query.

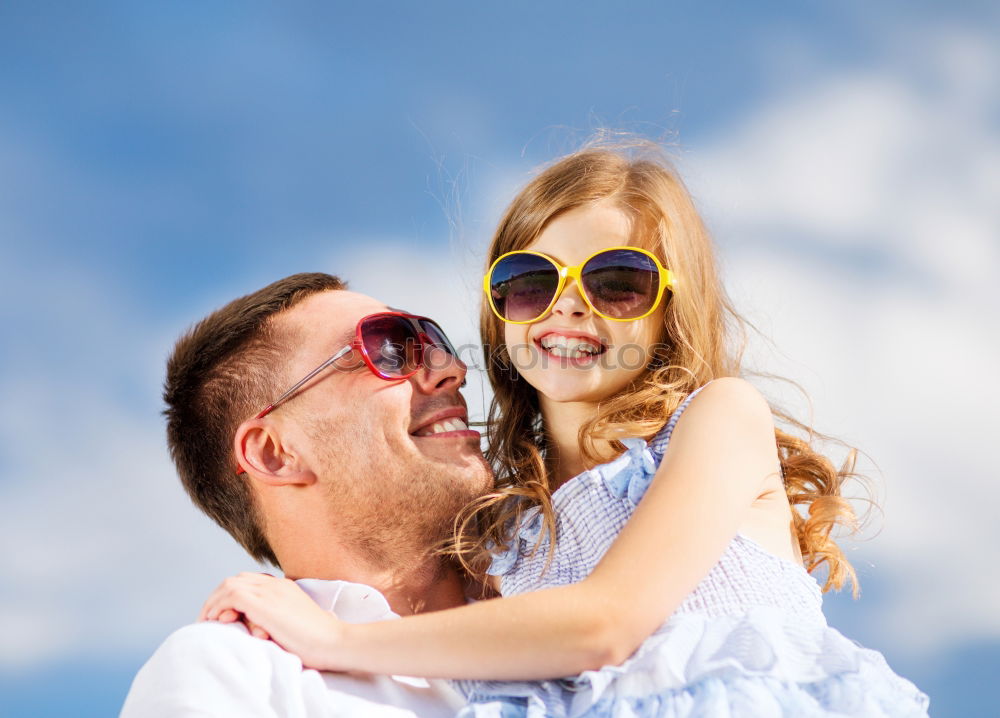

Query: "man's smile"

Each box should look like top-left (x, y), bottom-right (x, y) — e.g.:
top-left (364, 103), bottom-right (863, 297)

top-left (409, 406), bottom-right (481, 439)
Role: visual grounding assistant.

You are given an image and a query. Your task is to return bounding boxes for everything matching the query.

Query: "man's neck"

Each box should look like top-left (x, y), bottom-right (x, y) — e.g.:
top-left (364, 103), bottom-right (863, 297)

top-left (282, 548), bottom-right (467, 616)
top-left (376, 559), bottom-right (467, 616)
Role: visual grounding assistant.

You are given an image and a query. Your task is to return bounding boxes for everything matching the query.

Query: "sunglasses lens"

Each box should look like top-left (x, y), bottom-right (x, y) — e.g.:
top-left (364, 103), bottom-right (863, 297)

top-left (360, 315), bottom-right (422, 377)
top-left (489, 253), bottom-right (560, 322)
top-left (418, 319), bottom-right (457, 356)
top-left (582, 249), bottom-right (661, 319)
top-left (418, 319), bottom-right (460, 373)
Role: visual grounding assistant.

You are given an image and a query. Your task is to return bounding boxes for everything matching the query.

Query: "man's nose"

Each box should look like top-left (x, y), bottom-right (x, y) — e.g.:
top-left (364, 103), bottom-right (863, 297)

top-left (409, 343), bottom-right (467, 394)
top-left (551, 279), bottom-right (591, 319)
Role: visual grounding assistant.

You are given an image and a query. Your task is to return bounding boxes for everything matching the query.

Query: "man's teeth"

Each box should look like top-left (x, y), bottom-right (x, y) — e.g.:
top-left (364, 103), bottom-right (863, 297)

top-left (418, 418), bottom-right (469, 436)
top-left (539, 335), bottom-right (601, 358)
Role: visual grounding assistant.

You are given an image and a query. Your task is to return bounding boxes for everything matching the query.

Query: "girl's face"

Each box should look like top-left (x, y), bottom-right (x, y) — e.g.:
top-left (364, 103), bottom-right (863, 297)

top-left (503, 199), bottom-right (666, 405)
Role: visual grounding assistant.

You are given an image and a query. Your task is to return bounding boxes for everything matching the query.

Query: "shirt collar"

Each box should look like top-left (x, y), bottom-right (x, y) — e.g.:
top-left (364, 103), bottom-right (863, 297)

top-left (294, 578), bottom-right (399, 624)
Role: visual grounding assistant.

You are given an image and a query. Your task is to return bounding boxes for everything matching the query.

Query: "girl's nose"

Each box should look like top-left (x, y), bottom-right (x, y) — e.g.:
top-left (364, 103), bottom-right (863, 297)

top-left (550, 279), bottom-right (591, 318)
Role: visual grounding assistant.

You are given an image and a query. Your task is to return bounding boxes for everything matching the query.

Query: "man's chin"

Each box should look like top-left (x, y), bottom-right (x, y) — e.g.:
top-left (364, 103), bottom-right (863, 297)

top-left (403, 434), bottom-right (492, 502)
top-left (428, 451), bottom-right (492, 495)
top-left (409, 431), bottom-right (484, 461)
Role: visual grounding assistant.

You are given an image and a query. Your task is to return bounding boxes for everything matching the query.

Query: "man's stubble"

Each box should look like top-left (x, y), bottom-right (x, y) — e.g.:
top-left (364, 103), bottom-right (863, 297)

top-left (308, 416), bottom-right (491, 572)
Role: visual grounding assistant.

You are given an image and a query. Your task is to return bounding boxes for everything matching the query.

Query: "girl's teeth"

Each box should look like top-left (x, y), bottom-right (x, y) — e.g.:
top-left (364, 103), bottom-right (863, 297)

top-left (545, 345), bottom-right (597, 358)
top-left (539, 336), bottom-right (600, 356)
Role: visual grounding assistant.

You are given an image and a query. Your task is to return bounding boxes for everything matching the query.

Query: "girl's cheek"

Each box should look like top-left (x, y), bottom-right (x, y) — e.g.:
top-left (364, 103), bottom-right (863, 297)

top-left (503, 324), bottom-right (517, 351)
top-left (503, 326), bottom-right (534, 377)
top-left (504, 327), bottom-right (526, 357)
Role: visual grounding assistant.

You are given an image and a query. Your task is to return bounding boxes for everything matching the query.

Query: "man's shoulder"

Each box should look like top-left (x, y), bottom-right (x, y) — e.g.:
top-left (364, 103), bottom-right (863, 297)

top-left (160, 620), bottom-right (247, 647)
top-left (120, 621), bottom-right (300, 718)
top-left (159, 620), bottom-right (272, 656)
top-left (151, 620), bottom-right (294, 672)
top-left (123, 621), bottom-right (466, 718)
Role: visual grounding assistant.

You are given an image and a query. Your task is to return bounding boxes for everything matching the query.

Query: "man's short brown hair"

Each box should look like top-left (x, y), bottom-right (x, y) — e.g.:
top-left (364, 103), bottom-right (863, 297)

top-left (163, 272), bottom-right (347, 566)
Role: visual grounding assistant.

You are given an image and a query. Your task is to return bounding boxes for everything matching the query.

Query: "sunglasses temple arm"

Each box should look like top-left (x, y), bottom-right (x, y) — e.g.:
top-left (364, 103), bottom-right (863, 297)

top-left (256, 344), bottom-right (353, 419)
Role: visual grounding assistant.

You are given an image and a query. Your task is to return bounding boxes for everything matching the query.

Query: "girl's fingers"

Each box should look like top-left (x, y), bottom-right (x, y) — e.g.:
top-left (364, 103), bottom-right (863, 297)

top-left (199, 594), bottom-right (219, 622)
top-left (198, 574), bottom-right (282, 624)
top-left (238, 571), bottom-right (274, 583)
top-left (245, 619), bottom-right (270, 640)
top-left (201, 579), bottom-right (259, 622)
top-left (201, 592), bottom-right (226, 622)
top-left (199, 579), bottom-right (238, 621)
top-left (198, 587), bottom-right (224, 621)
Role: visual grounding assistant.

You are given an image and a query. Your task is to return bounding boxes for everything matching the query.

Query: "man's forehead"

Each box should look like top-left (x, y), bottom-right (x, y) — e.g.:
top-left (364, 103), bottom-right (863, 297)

top-left (280, 290), bottom-right (388, 343)
top-left (298, 289), bottom-right (386, 319)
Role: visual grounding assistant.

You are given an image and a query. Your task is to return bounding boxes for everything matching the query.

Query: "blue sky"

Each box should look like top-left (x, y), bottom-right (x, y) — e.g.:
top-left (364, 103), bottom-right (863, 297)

top-left (1, 2), bottom-right (998, 716)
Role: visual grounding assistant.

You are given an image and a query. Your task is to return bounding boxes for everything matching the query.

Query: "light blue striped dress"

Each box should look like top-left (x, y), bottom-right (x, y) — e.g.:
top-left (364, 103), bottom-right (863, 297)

top-left (453, 383), bottom-right (930, 717)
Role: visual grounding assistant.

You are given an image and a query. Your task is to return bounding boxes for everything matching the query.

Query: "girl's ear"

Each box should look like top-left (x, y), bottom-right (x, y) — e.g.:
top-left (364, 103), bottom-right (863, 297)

top-left (233, 419), bottom-right (316, 487)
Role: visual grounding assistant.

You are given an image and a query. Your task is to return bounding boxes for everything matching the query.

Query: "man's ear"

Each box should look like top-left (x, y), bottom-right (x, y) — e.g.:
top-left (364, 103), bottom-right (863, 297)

top-left (234, 419), bottom-right (316, 487)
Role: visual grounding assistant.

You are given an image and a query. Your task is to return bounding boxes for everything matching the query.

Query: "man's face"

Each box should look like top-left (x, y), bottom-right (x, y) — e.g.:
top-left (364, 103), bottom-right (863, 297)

top-left (272, 290), bottom-right (492, 562)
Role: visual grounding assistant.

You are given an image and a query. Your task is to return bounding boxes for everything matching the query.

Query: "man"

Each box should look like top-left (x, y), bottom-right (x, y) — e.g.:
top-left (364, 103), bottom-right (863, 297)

top-left (121, 272), bottom-right (492, 717)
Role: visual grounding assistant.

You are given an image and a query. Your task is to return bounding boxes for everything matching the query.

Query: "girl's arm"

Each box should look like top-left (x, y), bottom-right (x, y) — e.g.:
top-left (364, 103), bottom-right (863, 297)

top-left (201, 377), bottom-right (780, 680)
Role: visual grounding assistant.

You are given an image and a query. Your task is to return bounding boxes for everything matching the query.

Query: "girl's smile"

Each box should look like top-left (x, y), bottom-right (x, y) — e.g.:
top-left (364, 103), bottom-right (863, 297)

top-left (533, 328), bottom-right (608, 366)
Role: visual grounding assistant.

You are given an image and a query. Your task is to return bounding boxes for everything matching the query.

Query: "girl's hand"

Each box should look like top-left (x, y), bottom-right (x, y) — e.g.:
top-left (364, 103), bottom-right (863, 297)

top-left (199, 572), bottom-right (347, 671)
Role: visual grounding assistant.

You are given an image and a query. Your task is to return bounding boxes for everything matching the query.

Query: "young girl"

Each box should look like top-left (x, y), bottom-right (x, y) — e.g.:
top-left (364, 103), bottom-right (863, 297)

top-left (201, 142), bottom-right (930, 716)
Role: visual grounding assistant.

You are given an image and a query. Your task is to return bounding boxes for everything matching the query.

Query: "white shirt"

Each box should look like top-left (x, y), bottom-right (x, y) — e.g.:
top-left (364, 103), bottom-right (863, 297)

top-left (120, 579), bottom-right (466, 717)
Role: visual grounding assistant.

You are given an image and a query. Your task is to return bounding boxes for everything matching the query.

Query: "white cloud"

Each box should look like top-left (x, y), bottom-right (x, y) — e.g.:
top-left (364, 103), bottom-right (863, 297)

top-left (0, 266), bottom-right (265, 669)
top-left (684, 26), bottom-right (1000, 651)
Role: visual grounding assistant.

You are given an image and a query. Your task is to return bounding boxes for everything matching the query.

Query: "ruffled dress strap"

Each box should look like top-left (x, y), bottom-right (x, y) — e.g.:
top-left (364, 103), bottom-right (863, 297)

top-left (486, 380), bottom-right (720, 579)
top-left (648, 380), bottom-right (716, 462)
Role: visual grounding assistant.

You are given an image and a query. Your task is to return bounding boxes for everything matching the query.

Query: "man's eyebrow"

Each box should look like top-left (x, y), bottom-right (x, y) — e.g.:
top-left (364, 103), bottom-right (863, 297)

top-left (331, 327), bottom-right (356, 351)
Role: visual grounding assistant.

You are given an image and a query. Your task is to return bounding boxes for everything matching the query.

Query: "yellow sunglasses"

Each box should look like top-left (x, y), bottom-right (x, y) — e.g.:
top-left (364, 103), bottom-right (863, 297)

top-left (483, 246), bottom-right (676, 324)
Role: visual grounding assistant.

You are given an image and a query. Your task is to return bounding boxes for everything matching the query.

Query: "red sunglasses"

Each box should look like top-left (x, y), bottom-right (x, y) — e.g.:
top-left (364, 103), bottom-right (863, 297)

top-left (235, 311), bottom-right (459, 475)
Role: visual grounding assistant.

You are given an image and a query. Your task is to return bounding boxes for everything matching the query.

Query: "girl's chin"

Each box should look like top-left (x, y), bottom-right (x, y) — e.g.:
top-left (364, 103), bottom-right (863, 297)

top-left (528, 376), bottom-right (613, 404)
top-left (523, 368), bottom-right (646, 406)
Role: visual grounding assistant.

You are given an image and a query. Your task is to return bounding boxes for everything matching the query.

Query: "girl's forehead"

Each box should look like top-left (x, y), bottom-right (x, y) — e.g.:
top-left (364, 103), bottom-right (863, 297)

top-left (524, 200), bottom-right (635, 263)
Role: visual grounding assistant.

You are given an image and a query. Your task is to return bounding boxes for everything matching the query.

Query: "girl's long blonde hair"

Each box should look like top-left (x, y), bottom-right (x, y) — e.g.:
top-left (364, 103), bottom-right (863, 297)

top-left (451, 137), bottom-right (866, 595)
